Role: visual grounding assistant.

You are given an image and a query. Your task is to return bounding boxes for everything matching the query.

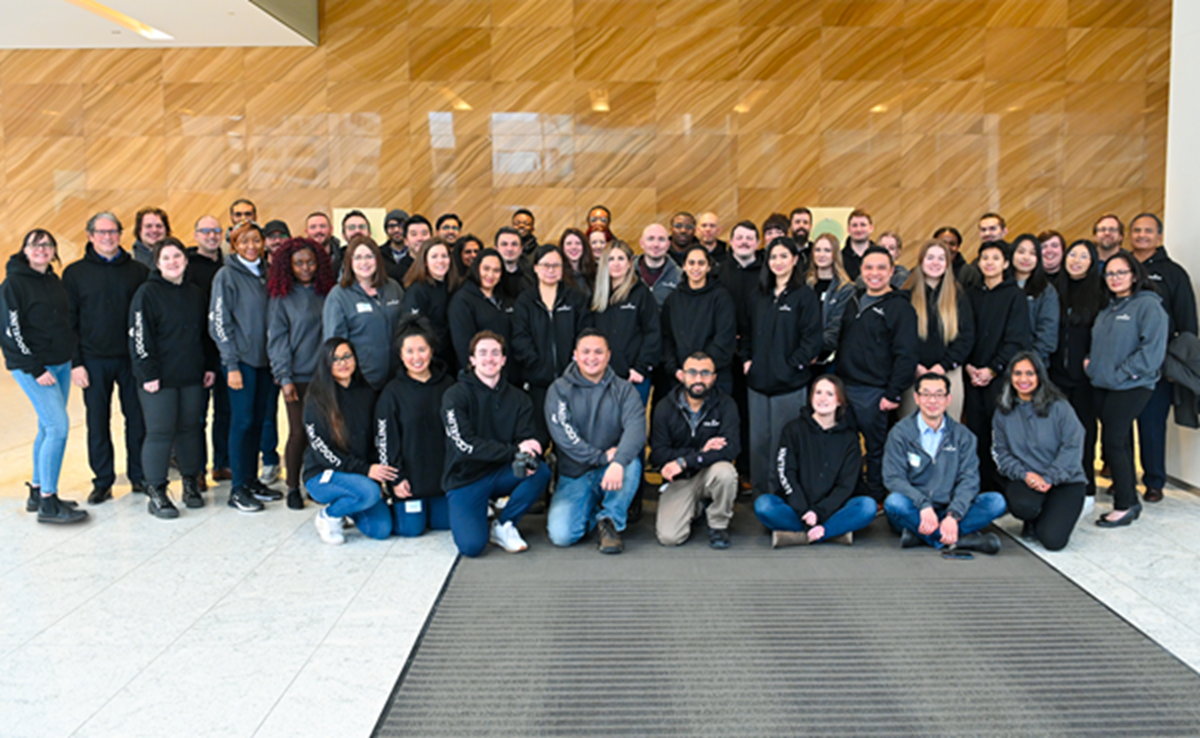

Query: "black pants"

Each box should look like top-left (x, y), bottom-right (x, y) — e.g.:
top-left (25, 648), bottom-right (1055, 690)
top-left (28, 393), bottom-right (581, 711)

top-left (1004, 479), bottom-right (1086, 551)
top-left (962, 378), bottom-right (1003, 492)
top-left (1062, 382), bottom-right (1097, 496)
top-left (1095, 387), bottom-right (1153, 511)
top-left (139, 385), bottom-right (205, 487)
top-left (83, 357), bottom-right (145, 488)
top-left (284, 382), bottom-right (310, 490)
top-left (844, 383), bottom-right (887, 502)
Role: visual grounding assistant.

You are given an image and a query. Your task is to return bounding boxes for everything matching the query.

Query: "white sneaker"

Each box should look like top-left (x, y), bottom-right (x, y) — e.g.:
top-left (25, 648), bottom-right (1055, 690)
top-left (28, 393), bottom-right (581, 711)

top-left (259, 464), bottom-right (281, 486)
top-left (1080, 495), bottom-right (1096, 520)
top-left (315, 510), bottom-right (345, 545)
top-left (489, 520), bottom-right (528, 553)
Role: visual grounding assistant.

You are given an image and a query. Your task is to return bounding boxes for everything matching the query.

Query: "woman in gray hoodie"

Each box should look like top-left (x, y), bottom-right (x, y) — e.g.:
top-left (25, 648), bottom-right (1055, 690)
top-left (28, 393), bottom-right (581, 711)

top-left (1085, 252), bottom-right (1168, 528)
top-left (322, 235), bottom-right (405, 390)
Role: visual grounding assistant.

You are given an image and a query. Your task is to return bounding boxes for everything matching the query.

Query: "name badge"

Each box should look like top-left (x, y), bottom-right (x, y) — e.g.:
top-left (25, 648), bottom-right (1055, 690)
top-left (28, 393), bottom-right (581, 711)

top-left (356, 302), bottom-right (373, 313)
top-left (405, 500), bottom-right (423, 513)
top-left (908, 452), bottom-right (921, 468)
top-left (320, 469), bottom-right (333, 484)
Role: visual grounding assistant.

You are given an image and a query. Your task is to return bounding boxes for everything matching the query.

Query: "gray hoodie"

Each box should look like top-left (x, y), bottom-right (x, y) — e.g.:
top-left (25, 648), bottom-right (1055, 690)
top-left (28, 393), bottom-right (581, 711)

top-left (545, 362), bottom-right (646, 479)
top-left (1024, 283), bottom-right (1060, 365)
top-left (635, 255), bottom-right (682, 306)
top-left (1085, 290), bottom-right (1168, 391)
top-left (268, 284), bottom-right (325, 386)
top-left (883, 412), bottom-right (981, 521)
top-left (992, 399), bottom-right (1086, 487)
top-left (209, 256), bottom-right (269, 371)
top-left (322, 278), bottom-right (405, 389)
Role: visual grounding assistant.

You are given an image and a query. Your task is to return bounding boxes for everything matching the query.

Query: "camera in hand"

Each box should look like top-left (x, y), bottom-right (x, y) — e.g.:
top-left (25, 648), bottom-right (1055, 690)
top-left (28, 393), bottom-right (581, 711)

top-left (512, 450), bottom-right (537, 477)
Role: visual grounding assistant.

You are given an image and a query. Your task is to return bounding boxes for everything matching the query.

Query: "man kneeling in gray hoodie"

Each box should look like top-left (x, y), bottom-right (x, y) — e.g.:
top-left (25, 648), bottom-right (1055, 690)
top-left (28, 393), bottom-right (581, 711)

top-left (546, 329), bottom-right (647, 554)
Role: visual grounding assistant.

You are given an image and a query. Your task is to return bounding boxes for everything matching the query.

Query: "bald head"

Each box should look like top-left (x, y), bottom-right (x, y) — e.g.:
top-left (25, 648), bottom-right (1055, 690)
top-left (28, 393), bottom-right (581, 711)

top-left (640, 223), bottom-right (670, 262)
top-left (697, 212), bottom-right (720, 247)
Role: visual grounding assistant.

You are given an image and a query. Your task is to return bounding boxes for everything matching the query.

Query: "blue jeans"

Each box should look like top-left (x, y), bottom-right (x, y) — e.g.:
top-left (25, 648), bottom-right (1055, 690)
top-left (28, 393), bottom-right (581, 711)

top-left (446, 463), bottom-right (551, 557)
top-left (754, 493), bottom-right (877, 541)
top-left (306, 471), bottom-right (392, 540)
top-left (547, 458), bottom-right (642, 546)
top-left (13, 362), bottom-right (72, 495)
top-left (631, 377), bottom-right (651, 406)
top-left (883, 491), bottom-right (1008, 548)
top-left (226, 363), bottom-right (272, 488)
top-left (1136, 376), bottom-right (1172, 490)
top-left (392, 495), bottom-right (451, 537)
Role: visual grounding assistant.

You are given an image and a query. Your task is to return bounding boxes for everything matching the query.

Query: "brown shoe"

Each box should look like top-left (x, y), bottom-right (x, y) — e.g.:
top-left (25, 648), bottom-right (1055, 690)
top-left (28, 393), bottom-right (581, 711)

top-left (771, 530), bottom-right (809, 548)
top-left (597, 517), bottom-right (623, 554)
top-left (826, 531), bottom-right (854, 545)
top-left (1143, 486), bottom-right (1164, 503)
top-left (196, 473), bottom-right (208, 492)
top-left (211, 467), bottom-right (232, 481)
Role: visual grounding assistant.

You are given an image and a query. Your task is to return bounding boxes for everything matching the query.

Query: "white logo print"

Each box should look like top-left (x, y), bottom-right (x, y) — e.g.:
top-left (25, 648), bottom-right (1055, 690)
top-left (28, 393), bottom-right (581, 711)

top-left (305, 423), bottom-right (341, 466)
top-left (444, 410), bottom-right (474, 454)
top-left (8, 310), bottom-right (31, 355)
top-left (131, 311), bottom-right (148, 359)
top-left (376, 418), bottom-right (389, 464)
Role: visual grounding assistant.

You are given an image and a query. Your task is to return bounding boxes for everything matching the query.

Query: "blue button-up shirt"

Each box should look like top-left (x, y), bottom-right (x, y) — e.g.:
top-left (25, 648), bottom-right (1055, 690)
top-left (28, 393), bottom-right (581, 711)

top-left (918, 414), bottom-right (946, 461)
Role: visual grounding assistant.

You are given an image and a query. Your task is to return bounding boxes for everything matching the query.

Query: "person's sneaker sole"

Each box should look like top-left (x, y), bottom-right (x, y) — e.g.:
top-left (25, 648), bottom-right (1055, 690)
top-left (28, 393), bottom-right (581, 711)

top-left (149, 502), bottom-right (180, 519)
top-left (227, 496), bottom-right (264, 513)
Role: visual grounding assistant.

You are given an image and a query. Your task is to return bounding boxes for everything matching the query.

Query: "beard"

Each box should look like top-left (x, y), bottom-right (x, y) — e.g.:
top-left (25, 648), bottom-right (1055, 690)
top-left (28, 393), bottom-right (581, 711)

top-left (686, 382), bottom-right (710, 399)
top-left (793, 228), bottom-right (810, 244)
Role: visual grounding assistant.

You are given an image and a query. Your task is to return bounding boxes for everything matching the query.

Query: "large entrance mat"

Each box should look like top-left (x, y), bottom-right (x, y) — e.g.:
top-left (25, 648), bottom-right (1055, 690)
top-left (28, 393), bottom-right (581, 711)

top-left (374, 514), bottom-right (1200, 737)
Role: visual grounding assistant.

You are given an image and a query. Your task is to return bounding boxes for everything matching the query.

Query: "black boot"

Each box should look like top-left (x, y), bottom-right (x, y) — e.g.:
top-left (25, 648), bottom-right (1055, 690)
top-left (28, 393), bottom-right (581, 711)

top-left (286, 488), bottom-right (304, 510)
top-left (147, 484), bottom-right (180, 519)
top-left (954, 531), bottom-right (1002, 555)
top-left (181, 475), bottom-right (205, 509)
top-left (25, 481), bottom-right (40, 513)
top-left (37, 493), bottom-right (88, 524)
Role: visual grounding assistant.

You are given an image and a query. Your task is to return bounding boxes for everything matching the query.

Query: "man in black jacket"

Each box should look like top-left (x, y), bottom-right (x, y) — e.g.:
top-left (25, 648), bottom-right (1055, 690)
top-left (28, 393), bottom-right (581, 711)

top-left (835, 247), bottom-right (919, 502)
top-left (186, 215), bottom-right (229, 485)
top-left (650, 352), bottom-right (741, 549)
top-left (63, 212), bottom-right (150, 504)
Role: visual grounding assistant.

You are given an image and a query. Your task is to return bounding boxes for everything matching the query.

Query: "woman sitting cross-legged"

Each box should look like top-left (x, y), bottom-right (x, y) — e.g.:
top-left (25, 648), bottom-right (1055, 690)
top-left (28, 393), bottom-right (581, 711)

top-left (303, 338), bottom-right (398, 545)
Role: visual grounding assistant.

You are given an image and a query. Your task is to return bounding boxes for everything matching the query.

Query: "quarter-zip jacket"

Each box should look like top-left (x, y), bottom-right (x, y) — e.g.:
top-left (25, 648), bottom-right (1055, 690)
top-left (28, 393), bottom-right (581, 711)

top-left (1086, 290), bottom-right (1169, 391)
top-left (635, 255), bottom-right (683, 306)
top-left (834, 288), bottom-right (919, 403)
top-left (0, 254), bottom-right (76, 376)
top-left (441, 369), bottom-right (539, 490)
top-left (209, 255), bottom-right (270, 371)
top-left (401, 279), bottom-right (451, 366)
top-left (268, 284), bottom-right (325, 386)
top-left (1141, 246), bottom-right (1198, 339)
top-left (129, 272), bottom-right (213, 387)
top-left (545, 363), bottom-right (646, 478)
top-left (302, 378), bottom-right (377, 483)
top-left (883, 413), bottom-right (981, 520)
top-left (375, 361), bottom-right (454, 499)
top-left (511, 283), bottom-right (590, 388)
top-left (447, 280), bottom-right (518, 381)
top-left (648, 384), bottom-right (741, 478)
top-left (62, 244), bottom-right (148, 365)
top-left (322, 278), bottom-right (405, 389)
top-left (815, 276), bottom-right (856, 357)
top-left (591, 280), bottom-right (661, 380)
top-left (660, 280), bottom-right (737, 375)
top-left (741, 283), bottom-right (823, 395)
top-left (966, 278), bottom-right (1032, 376)
top-left (775, 413), bottom-right (862, 522)
top-left (914, 282), bottom-right (975, 372)
top-left (1023, 283), bottom-right (1060, 364)
top-left (992, 399), bottom-right (1087, 486)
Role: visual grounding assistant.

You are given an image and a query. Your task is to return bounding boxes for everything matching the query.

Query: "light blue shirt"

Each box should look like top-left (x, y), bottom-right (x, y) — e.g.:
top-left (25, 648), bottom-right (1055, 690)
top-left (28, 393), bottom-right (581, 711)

top-left (918, 414), bottom-right (946, 461)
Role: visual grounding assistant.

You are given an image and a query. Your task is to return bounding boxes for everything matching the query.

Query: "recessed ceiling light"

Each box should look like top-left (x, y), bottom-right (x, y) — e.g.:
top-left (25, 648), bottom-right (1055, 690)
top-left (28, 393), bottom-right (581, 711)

top-left (62, 0), bottom-right (174, 41)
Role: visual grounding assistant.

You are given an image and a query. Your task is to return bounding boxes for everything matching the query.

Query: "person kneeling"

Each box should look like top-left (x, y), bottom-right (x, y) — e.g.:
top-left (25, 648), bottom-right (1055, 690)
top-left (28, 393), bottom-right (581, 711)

top-left (303, 339), bottom-right (397, 545)
top-left (883, 373), bottom-right (1007, 554)
top-left (651, 352), bottom-right (741, 549)
top-left (754, 374), bottom-right (875, 548)
top-left (546, 329), bottom-right (646, 554)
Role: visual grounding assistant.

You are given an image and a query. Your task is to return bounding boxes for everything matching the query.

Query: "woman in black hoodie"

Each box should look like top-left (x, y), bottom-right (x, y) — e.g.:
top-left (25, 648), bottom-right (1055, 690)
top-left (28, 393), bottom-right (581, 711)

top-left (591, 240), bottom-right (660, 405)
top-left (661, 244), bottom-right (737, 395)
top-left (304, 338), bottom-right (398, 545)
top-left (129, 238), bottom-right (216, 518)
top-left (376, 319), bottom-right (455, 537)
top-left (447, 249), bottom-right (518, 383)
top-left (741, 237), bottom-right (823, 497)
top-left (963, 241), bottom-right (1033, 491)
top-left (0, 230), bottom-right (86, 524)
top-left (402, 237), bottom-right (457, 373)
top-left (512, 244), bottom-right (590, 443)
top-left (753, 375), bottom-right (874, 548)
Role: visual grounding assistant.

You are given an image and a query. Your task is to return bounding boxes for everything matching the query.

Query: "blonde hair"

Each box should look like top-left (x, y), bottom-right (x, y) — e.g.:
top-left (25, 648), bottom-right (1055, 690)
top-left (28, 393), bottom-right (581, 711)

top-left (805, 232), bottom-right (850, 287)
top-left (904, 240), bottom-right (959, 343)
top-left (591, 240), bottom-right (638, 311)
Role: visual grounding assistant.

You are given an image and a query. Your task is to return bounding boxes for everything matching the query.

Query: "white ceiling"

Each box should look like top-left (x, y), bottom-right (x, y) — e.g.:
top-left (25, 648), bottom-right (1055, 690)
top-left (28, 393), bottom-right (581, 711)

top-left (0, 0), bottom-right (312, 48)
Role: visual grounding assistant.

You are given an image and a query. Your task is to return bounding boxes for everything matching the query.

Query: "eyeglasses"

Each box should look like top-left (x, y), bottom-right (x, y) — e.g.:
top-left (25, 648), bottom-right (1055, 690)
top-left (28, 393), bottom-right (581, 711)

top-left (1105, 270), bottom-right (1132, 279)
top-left (26, 242), bottom-right (55, 251)
top-left (332, 353), bottom-right (355, 364)
top-left (441, 224), bottom-right (461, 232)
top-left (917, 391), bottom-right (948, 399)
top-left (91, 229), bottom-right (120, 237)
top-left (683, 369), bottom-right (714, 378)
top-left (196, 228), bottom-right (222, 236)
top-left (536, 262), bottom-right (562, 270)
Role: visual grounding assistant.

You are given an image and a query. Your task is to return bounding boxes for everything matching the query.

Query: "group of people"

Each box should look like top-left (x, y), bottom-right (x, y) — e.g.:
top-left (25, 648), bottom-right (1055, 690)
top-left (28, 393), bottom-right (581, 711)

top-left (3, 201), bottom-right (1194, 559)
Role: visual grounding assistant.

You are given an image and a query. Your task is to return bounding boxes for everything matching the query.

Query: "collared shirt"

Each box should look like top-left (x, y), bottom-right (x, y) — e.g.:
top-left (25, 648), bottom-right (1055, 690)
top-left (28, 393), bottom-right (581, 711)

top-left (918, 414), bottom-right (946, 460)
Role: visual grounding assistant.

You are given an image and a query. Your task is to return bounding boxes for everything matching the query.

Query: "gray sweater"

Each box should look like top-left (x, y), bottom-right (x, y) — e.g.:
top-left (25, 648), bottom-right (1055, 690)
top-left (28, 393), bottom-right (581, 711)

top-left (1024, 284), bottom-right (1060, 365)
top-left (545, 363), bottom-right (646, 479)
top-left (883, 413), bottom-right (980, 520)
top-left (268, 284), bottom-right (325, 386)
top-left (322, 279), bottom-right (405, 389)
top-left (992, 399), bottom-right (1086, 486)
top-left (209, 256), bottom-right (269, 371)
top-left (1085, 290), bottom-right (1169, 391)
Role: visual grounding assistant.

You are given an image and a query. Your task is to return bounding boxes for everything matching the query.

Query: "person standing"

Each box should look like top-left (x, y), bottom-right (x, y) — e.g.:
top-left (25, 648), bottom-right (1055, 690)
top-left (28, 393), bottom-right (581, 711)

top-left (129, 238), bottom-right (216, 518)
top-left (131, 207), bottom-right (170, 268)
top-left (591, 240), bottom-right (661, 406)
top-left (1010, 233), bottom-right (1060, 365)
top-left (322, 235), bottom-right (406, 390)
top-left (805, 232), bottom-right (855, 374)
top-left (447, 249), bottom-right (517, 382)
top-left (661, 244), bottom-right (737, 395)
top-left (62, 211), bottom-right (149, 505)
top-left (187, 215), bottom-right (229, 487)
top-left (401, 238), bottom-right (458, 372)
top-left (1, 230), bottom-right (86, 524)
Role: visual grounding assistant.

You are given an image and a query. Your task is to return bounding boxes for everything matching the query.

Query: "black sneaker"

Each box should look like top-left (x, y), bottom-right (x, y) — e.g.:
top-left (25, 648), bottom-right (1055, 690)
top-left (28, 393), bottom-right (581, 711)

top-left (147, 484), bottom-right (180, 519)
top-left (130, 481), bottom-right (147, 494)
top-left (87, 486), bottom-right (113, 506)
top-left (247, 479), bottom-right (282, 502)
top-left (181, 476), bottom-right (205, 509)
top-left (597, 517), bottom-right (623, 554)
top-left (286, 488), bottom-right (304, 510)
top-left (708, 526), bottom-right (731, 550)
top-left (227, 486), bottom-right (265, 512)
top-left (38, 494), bottom-right (88, 525)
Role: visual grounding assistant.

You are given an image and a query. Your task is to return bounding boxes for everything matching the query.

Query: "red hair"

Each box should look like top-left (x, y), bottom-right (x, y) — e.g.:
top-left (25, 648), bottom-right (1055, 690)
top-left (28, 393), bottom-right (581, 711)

top-left (586, 224), bottom-right (614, 245)
top-left (268, 237), bottom-right (336, 298)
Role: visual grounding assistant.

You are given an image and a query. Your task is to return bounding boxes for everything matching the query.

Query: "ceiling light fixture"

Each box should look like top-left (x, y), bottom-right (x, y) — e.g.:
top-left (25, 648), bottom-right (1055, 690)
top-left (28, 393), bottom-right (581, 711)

top-left (62, 0), bottom-right (174, 40)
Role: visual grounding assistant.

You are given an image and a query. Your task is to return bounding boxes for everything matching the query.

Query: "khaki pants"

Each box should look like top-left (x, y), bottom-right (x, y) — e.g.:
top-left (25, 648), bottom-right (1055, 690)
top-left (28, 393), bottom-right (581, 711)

top-left (655, 462), bottom-right (738, 545)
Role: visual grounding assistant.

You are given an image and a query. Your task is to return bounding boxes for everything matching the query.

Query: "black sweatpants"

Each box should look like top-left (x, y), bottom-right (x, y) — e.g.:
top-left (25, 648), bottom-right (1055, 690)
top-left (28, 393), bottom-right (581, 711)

top-left (83, 356), bottom-right (145, 488)
top-left (139, 385), bottom-right (205, 488)
top-left (962, 378), bottom-right (1003, 492)
top-left (1095, 387), bottom-right (1153, 511)
top-left (1061, 382), bottom-right (1097, 496)
top-left (1004, 479), bottom-right (1086, 551)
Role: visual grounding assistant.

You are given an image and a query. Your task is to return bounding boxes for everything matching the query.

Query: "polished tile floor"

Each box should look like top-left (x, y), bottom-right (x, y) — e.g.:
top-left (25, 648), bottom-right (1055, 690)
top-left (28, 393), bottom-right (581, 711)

top-left (1, 371), bottom-right (1197, 737)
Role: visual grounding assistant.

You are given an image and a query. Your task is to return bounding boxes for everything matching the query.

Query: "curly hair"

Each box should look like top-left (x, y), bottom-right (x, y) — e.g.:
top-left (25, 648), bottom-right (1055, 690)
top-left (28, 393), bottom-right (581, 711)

top-left (267, 237), bottom-right (336, 298)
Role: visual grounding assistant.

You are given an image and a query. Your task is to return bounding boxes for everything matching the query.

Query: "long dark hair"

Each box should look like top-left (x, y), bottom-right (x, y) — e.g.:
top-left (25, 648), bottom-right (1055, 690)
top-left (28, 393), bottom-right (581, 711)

top-left (395, 314), bottom-right (439, 358)
top-left (559, 228), bottom-right (596, 290)
top-left (1102, 251), bottom-right (1152, 300)
top-left (997, 350), bottom-right (1066, 417)
top-left (305, 338), bottom-right (365, 451)
top-left (1011, 233), bottom-right (1050, 298)
top-left (1053, 239), bottom-right (1105, 326)
top-left (404, 237), bottom-right (460, 292)
top-left (267, 238), bottom-right (335, 298)
top-left (758, 237), bottom-right (806, 294)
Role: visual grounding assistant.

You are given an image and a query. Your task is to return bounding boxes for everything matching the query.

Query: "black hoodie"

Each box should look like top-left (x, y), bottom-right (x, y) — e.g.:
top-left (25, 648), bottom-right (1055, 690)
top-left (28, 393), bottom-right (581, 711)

top-left (441, 368), bottom-right (538, 490)
top-left (776, 412), bottom-right (863, 522)
top-left (715, 251), bottom-right (763, 339)
top-left (914, 281), bottom-right (975, 372)
top-left (401, 279), bottom-right (453, 370)
top-left (841, 239), bottom-right (876, 282)
top-left (966, 277), bottom-right (1032, 375)
top-left (1141, 246), bottom-right (1198, 339)
top-left (61, 244), bottom-right (149, 365)
top-left (834, 288), bottom-right (919, 403)
top-left (0, 254), bottom-right (76, 376)
top-left (128, 273), bottom-right (216, 387)
top-left (741, 283), bottom-right (823, 395)
top-left (375, 360), bottom-right (455, 499)
top-left (302, 377), bottom-right (377, 483)
top-left (447, 280), bottom-right (519, 383)
top-left (660, 279), bottom-right (737, 375)
top-left (648, 384), bottom-right (741, 478)
top-left (592, 280), bottom-right (662, 380)
top-left (511, 283), bottom-right (591, 388)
